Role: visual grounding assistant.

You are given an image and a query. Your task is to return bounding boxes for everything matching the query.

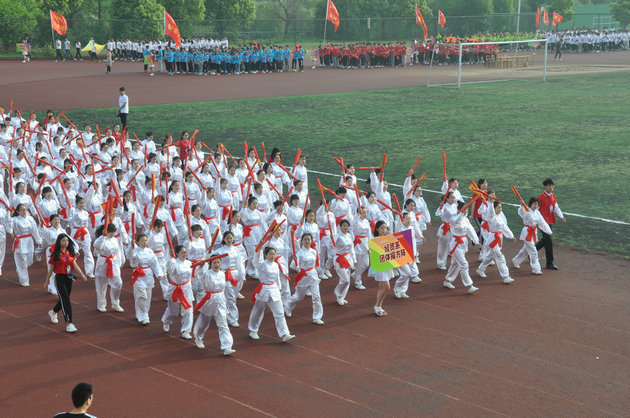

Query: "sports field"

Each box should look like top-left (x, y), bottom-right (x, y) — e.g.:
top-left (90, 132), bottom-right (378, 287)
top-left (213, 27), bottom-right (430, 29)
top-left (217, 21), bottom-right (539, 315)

top-left (65, 71), bottom-right (630, 257)
top-left (2, 56), bottom-right (630, 416)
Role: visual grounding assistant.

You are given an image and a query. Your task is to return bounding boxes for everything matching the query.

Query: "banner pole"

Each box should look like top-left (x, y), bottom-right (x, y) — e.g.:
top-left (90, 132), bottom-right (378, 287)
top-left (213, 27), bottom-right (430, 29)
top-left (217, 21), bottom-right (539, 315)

top-left (323, 1), bottom-right (329, 47)
top-left (50, 10), bottom-right (55, 50)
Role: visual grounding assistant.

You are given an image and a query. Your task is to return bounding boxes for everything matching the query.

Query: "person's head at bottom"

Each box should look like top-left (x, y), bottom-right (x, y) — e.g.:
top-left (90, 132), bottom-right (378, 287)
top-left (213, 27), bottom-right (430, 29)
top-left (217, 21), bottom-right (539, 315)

top-left (56, 382), bottom-right (94, 416)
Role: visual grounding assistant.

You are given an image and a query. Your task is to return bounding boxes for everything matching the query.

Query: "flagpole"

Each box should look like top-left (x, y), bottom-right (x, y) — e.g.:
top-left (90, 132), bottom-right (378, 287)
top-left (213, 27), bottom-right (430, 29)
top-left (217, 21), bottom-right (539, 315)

top-left (50, 10), bottom-right (55, 50)
top-left (323, 1), bottom-right (329, 47)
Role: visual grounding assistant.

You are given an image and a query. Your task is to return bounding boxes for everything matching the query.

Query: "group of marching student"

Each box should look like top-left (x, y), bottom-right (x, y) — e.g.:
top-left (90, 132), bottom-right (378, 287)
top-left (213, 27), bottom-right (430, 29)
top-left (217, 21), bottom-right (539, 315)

top-left (317, 43), bottom-right (409, 68)
top-left (1, 108), bottom-right (565, 355)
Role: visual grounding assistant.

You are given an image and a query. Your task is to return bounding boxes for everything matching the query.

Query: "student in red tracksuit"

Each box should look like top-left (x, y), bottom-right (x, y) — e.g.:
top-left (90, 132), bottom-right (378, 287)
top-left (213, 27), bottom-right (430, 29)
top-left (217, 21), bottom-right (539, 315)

top-left (535, 178), bottom-right (566, 270)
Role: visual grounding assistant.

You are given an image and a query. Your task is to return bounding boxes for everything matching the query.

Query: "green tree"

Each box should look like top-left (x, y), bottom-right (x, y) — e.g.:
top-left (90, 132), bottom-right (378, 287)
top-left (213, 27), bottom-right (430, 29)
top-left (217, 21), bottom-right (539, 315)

top-left (610, 0), bottom-right (630, 29)
top-left (493, 0), bottom-right (514, 13)
top-left (204, 0), bottom-right (256, 37)
top-left (159, 0), bottom-right (205, 20)
top-left (272, 0), bottom-right (313, 36)
top-left (550, 0), bottom-right (575, 20)
top-left (110, 0), bottom-right (163, 39)
top-left (0, 0), bottom-right (41, 51)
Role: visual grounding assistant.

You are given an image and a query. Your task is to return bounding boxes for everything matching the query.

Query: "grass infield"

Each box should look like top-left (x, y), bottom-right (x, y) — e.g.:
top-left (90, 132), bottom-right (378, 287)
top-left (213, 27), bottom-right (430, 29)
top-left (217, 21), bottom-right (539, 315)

top-left (66, 72), bottom-right (630, 257)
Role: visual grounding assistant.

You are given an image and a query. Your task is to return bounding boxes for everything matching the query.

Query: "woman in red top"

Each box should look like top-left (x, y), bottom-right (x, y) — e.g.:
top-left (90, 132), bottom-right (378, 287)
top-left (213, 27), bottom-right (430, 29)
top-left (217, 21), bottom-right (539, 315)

top-left (44, 234), bottom-right (87, 333)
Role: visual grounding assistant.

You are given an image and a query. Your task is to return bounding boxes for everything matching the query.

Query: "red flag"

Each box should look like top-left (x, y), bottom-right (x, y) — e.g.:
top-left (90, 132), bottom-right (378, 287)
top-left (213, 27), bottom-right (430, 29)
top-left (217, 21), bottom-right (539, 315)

top-left (327, 0), bottom-right (340, 32)
top-left (416, 5), bottom-right (428, 39)
top-left (50, 9), bottom-right (67, 36)
top-left (536, 7), bottom-right (541, 29)
top-left (164, 10), bottom-right (181, 47)
top-left (543, 9), bottom-right (549, 26)
top-left (438, 10), bottom-right (446, 28)
top-left (552, 12), bottom-right (563, 28)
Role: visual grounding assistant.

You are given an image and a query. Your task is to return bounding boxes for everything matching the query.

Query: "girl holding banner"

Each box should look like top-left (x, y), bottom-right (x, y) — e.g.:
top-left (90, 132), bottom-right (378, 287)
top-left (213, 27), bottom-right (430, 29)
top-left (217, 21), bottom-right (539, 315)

top-left (372, 220), bottom-right (394, 316)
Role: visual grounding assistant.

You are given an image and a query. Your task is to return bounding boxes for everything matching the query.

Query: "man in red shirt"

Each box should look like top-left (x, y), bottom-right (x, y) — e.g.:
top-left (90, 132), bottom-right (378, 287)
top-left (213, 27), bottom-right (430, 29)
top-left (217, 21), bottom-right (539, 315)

top-left (536, 178), bottom-right (566, 270)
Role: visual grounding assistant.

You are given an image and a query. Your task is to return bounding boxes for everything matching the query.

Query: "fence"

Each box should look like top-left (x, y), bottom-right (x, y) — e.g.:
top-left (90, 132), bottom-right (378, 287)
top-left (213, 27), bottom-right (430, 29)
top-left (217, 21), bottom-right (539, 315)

top-left (0, 12), bottom-right (620, 53)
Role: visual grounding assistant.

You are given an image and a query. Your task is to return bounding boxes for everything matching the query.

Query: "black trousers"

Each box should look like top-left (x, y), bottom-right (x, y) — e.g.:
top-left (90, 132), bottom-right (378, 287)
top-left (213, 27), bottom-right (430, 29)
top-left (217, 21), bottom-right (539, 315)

top-left (55, 49), bottom-right (63, 60)
top-left (119, 112), bottom-right (127, 129)
top-left (53, 274), bottom-right (73, 323)
top-left (536, 229), bottom-right (554, 266)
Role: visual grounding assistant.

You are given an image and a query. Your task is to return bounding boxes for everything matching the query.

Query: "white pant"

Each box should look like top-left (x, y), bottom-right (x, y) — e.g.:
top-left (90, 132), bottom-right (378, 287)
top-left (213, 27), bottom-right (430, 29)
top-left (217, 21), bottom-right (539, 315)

top-left (444, 249), bottom-right (473, 287)
top-left (334, 267), bottom-right (351, 300)
top-left (244, 244), bottom-right (257, 276)
top-left (193, 299), bottom-right (233, 350)
top-left (353, 252), bottom-right (369, 285)
top-left (436, 235), bottom-right (450, 267)
top-left (478, 245), bottom-right (510, 278)
top-left (248, 298), bottom-right (290, 337)
top-left (513, 241), bottom-right (541, 273)
top-left (95, 274), bottom-right (122, 309)
top-left (161, 299), bottom-right (193, 333)
top-left (14, 251), bottom-right (33, 286)
top-left (394, 262), bottom-right (417, 293)
top-left (77, 239), bottom-right (94, 276)
top-left (133, 286), bottom-right (152, 322)
top-left (287, 280), bottom-right (323, 320)
top-left (224, 281), bottom-right (240, 324)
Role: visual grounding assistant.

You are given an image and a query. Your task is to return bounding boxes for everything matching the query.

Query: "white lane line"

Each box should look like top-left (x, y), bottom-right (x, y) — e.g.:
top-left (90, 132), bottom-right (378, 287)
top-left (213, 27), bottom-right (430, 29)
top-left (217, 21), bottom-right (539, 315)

top-left (309, 169), bottom-right (630, 226)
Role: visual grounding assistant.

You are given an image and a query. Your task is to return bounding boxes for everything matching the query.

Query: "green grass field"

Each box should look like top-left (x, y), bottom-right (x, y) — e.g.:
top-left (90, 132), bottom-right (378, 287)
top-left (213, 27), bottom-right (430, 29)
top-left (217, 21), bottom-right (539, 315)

top-left (65, 72), bottom-right (630, 257)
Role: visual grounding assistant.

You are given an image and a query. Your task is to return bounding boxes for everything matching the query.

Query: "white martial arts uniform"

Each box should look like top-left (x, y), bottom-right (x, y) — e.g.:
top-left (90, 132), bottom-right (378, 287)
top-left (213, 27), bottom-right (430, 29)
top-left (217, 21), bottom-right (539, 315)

top-left (249, 252), bottom-right (291, 338)
top-left (193, 265), bottom-right (234, 350)
top-left (10, 214), bottom-right (42, 286)
top-left (129, 246), bottom-right (164, 323)
top-left (161, 257), bottom-right (194, 333)
top-left (444, 213), bottom-right (479, 287)
top-left (513, 206), bottom-right (552, 274)
top-left (287, 247), bottom-right (323, 321)
top-left (93, 235), bottom-right (123, 310)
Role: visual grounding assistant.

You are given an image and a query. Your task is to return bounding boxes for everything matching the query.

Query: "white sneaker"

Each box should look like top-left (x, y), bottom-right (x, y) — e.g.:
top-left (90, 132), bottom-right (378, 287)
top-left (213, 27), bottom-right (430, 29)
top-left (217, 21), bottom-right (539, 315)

top-left (532, 270), bottom-right (542, 275)
top-left (66, 323), bottom-right (77, 333)
top-left (512, 258), bottom-right (520, 269)
top-left (284, 306), bottom-right (292, 317)
top-left (319, 274), bottom-right (328, 280)
top-left (394, 290), bottom-right (402, 299)
top-left (437, 265), bottom-right (447, 271)
top-left (305, 291), bottom-right (312, 297)
top-left (162, 323), bottom-right (170, 332)
top-left (195, 338), bottom-right (205, 349)
top-left (476, 269), bottom-right (487, 278)
top-left (355, 283), bottom-right (366, 290)
top-left (468, 286), bottom-right (479, 294)
top-left (249, 331), bottom-right (260, 340)
top-left (489, 260), bottom-right (496, 266)
top-left (411, 276), bottom-right (422, 283)
top-left (252, 272), bottom-right (259, 279)
top-left (337, 297), bottom-right (345, 306)
top-left (324, 269), bottom-right (332, 278)
top-left (141, 319), bottom-right (150, 325)
top-left (503, 277), bottom-right (515, 284)
top-left (312, 318), bottom-right (325, 325)
top-left (400, 292), bottom-right (410, 299)
top-left (97, 307), bottom-right (107, 313)
top-left (281, 334), bottom-right (296, 342)
top-left (20, 282), bottom-right (30, 287)
top-left (181, 331), bottom-right (192, 340)
top-left (48, 310), bottom-right (58, 324)
top-left (443, 280), bottom-right (455, 289)
top-left (223, 348), bottom-right (236, 355)
top-left (111, 304), bottom-right (124, 312)
top-left (36, 254), bottom-right (42, 262)
top-left (229, 322), bottom-right (239, 328)
top-left (237, 292), bottom-right (245, 300)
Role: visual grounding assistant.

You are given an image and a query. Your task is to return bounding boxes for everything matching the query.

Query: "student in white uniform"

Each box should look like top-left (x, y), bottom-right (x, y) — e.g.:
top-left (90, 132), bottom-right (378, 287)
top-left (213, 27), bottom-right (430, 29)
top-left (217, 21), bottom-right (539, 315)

top-left (476, 201), bottom-right (515, 283)
top-left (162, 245), bottom-right (195, 340)
top-left (512, 197), bottom-right (553, 275)
top-left (285, 233), bottom-right (324, 324)
top-left (443, 201), bottom-right (480, 294)
top-left (435, 192), bottom-right (457, 270)
top-left (249, 246), bottom-right (295, 342)
top-left (92, 223), bottom-right (124, 312)
top-left (71, 196), bottom-right (95, 278)
top-left (192, 256), bottom-right (236, 355)
top-left (129, 233), bottom-right (164, 324)
top-left (10, 204), bottom-right (43, 286)
top-left (332, 219), bottom-right (356, 306)
top-left (351, 206), bottom-right (371, 290)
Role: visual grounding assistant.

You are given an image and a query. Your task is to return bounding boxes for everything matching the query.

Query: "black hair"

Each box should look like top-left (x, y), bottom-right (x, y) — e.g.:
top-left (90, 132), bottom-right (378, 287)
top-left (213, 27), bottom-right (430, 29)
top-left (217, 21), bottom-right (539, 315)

top-left (300, 233), bottom-right (313, 245)
top-left (528, 197), bottom-right (539, 207)
top-left (457, 201), bottom-right (466, 211)
top-left (174, 244), bottom-right (185, 255)
top-left (542, 178), bottom-right (554, 186)
top-left (136, 233), bottom-right (147, 242)
top-left (263, 246), bottom-right (276, 257)
top-left (339, 219), bottom-right (350, 228)
top-left (71, 382), bottom-right (93, 408)
top-left (191, 224), bottom-right (202, 232)
top-left (221, 231), bottom-right (234, 245)
top-left (52, 233), bottom-right (77, 261)
top-left (247, 195), bottom-right (258, 207)
top-left (153, 218), bottom-right (163, 228)
top-left (49, 214), bottom-right (60, 224)
top-left (373, 220), bottom-right (387, 237)
top-left (336, 186), bottom-right (347, 195)
top-left (290, 194), bottom-right (299, 206)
